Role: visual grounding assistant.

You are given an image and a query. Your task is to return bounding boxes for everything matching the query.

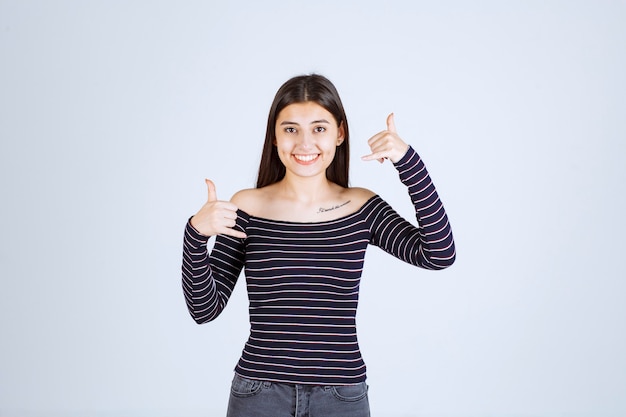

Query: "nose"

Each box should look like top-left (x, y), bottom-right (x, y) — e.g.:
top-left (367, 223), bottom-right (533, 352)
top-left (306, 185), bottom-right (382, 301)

top-left (298, 131), bottom-right (314, 149)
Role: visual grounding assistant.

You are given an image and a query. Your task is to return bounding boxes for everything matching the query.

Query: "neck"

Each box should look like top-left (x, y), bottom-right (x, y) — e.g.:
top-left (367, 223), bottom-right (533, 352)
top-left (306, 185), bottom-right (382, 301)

top-left (277, 173), bottom-right (336, 204)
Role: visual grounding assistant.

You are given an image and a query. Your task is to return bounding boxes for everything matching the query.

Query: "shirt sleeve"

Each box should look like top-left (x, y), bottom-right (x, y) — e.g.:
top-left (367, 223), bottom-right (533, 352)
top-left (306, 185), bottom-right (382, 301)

top-left (369, 146), bottom-right (456, 270)
top-left (181, 213), bottom-right (247, 324)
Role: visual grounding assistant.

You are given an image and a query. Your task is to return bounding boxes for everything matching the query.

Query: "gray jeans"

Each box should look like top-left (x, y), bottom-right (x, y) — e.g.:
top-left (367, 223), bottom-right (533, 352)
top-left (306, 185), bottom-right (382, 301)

top-left (226, 374), bottom-right (371, 417)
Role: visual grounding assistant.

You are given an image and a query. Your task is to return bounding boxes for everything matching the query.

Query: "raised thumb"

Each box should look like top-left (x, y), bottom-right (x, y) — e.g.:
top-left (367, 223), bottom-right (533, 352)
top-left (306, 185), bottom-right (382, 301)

top-left (386, 113), bottom-right (397, 133)
top-left (205, 179), bottom-right (218, 202)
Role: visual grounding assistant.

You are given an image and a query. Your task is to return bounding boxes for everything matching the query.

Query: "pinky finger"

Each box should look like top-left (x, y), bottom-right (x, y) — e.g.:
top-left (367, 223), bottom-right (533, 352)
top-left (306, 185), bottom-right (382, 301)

top-left (361, 153), bottom-right (386, 163)
top-left (223, 228), bottom-right (247, 239)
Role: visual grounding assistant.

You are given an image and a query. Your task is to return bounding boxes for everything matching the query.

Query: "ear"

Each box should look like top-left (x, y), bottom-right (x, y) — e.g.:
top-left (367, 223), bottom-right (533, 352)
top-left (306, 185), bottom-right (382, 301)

top-left (337, 122), bottom-right (345, 146)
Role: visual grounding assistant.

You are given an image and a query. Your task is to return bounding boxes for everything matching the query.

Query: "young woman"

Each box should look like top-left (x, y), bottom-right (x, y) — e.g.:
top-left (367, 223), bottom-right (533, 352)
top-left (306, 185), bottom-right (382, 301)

top-left (182, 74), bottom-right (456, 417)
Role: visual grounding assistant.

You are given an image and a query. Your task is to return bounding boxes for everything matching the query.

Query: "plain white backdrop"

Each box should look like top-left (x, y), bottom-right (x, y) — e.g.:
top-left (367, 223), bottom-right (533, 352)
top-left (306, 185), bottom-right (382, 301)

top-left (1, 1), bottom-right (625, 416)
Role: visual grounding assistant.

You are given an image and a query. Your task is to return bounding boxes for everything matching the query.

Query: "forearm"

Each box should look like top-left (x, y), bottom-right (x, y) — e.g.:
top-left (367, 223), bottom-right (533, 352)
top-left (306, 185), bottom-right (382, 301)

top-left (394, 146), bottom-right (456, 269)
top-left (181, 221), bottom-right (227, 323)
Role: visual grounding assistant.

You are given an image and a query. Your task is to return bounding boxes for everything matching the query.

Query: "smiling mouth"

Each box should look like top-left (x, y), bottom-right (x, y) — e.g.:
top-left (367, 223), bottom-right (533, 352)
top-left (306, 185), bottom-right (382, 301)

top-left (293, 154), bottom-right (320, 163)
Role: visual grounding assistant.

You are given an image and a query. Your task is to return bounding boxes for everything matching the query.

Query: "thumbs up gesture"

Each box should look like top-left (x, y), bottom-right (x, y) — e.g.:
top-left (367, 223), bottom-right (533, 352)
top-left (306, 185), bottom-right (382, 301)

top-left (361, 113), bottom-right (410, 164)
top-left (190, 179), bottom-right (247, 239)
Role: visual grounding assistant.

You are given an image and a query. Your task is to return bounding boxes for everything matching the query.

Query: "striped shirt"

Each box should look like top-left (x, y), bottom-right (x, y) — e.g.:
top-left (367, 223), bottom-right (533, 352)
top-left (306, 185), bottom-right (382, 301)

top-left (182, 146), bottom-right (455, 385)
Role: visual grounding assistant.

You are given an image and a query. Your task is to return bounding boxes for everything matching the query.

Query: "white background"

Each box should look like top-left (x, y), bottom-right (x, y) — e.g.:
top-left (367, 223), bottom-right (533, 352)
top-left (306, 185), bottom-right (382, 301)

top-left (1, 1), bottom-right (625, 416)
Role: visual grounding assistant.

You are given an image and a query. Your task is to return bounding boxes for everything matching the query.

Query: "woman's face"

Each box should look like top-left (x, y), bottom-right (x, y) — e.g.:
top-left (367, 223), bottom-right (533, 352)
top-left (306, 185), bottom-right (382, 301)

top-left (274, 101), bottom-right (344, 180)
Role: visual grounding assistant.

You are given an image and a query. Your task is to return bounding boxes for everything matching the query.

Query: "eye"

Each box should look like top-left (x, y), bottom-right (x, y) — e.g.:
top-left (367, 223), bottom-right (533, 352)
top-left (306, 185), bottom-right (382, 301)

top-left (284, 127), bottom-right (297, 133)
top-left (314, 126), bottom-right (326, 133)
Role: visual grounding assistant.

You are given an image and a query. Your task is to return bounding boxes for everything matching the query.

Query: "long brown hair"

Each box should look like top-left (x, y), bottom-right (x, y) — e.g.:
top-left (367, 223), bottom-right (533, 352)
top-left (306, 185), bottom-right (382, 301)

top-left (256, 74), bottom-right (350, 188)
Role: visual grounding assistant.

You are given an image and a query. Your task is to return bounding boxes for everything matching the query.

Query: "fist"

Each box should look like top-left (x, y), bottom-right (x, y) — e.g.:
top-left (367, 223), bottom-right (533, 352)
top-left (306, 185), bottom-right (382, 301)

top-left (361, 113), bottom-right (409, 164)
top-left (190, 179), bottom-right (246, 239)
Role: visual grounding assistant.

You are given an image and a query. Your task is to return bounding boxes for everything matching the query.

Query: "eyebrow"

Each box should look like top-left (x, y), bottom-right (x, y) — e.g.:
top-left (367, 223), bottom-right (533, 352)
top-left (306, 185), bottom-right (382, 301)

top-left (279, 119), bottom-right (331, 126)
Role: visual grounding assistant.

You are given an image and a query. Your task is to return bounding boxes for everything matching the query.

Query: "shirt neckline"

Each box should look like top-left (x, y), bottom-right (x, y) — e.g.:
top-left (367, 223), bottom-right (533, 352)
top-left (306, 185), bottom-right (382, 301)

top-left (237, 195), bottom-right (380, 225)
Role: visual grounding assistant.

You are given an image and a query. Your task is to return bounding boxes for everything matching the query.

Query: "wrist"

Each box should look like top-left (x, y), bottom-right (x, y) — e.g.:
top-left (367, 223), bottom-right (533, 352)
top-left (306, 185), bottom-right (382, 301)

top-left (391, 144), bottom-right (411, 164)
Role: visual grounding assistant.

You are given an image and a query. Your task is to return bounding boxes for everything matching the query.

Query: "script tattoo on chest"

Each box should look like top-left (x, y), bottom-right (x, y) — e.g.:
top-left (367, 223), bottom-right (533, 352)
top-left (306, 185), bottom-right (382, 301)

top-left (317, 200), bottom-right (351, 214)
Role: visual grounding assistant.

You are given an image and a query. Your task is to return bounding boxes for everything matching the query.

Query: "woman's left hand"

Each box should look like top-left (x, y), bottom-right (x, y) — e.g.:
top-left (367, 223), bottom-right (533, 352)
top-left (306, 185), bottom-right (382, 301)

top-left (361, 113), bottom-right (410, 164)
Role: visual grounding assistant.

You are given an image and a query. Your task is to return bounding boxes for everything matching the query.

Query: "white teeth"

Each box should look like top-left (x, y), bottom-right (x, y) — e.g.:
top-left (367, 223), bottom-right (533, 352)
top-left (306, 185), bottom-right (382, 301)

top-left (294, 154), bottom-right (319, 162)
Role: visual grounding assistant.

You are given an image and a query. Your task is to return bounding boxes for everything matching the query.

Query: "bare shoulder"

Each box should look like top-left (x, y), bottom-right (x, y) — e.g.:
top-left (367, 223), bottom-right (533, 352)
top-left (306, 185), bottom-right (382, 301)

top-left (342, 187), bottom-right (377, 208)
top-left (231, 188), bottom-right (267, 214)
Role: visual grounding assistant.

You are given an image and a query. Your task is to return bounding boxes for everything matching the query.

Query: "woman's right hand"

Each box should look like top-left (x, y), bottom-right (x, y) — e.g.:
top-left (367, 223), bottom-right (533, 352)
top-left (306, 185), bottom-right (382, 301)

top-left (190, 179), bottom-right (247, 239)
